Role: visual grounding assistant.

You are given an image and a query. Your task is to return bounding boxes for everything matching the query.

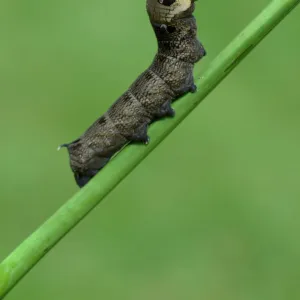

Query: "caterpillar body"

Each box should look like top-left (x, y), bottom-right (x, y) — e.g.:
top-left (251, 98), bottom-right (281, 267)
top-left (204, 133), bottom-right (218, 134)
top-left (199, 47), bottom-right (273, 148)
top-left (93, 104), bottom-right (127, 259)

top-left (62, 0), bottom-right (206, 187)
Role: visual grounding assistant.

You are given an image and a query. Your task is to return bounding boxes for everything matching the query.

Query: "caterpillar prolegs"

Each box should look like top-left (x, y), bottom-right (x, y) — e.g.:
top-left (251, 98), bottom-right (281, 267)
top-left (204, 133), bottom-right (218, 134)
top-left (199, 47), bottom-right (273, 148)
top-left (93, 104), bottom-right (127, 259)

top-left (61, 0), bottom-right (206, 187)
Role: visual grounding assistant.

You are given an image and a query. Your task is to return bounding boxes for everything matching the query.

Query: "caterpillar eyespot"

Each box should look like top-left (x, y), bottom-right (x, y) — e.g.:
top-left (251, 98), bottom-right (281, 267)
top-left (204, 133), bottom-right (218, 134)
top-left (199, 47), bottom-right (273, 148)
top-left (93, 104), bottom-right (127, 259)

top-left (61, 0), bottom-right (206, 187)
top-left (158, 0), bottom-right (176, 6)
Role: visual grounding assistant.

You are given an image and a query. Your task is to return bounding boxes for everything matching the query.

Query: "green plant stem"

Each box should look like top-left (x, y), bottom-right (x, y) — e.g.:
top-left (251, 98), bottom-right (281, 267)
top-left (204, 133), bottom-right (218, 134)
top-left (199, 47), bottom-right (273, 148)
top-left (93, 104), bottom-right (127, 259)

top-left (0, 0), bottom-right (299, 298)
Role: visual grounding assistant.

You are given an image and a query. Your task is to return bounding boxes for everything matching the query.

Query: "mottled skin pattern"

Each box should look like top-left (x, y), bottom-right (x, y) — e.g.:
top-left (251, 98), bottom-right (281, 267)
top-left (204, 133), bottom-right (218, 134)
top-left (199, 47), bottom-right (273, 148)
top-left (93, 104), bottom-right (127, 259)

top-left (62, 0), bottom-right (206, 187)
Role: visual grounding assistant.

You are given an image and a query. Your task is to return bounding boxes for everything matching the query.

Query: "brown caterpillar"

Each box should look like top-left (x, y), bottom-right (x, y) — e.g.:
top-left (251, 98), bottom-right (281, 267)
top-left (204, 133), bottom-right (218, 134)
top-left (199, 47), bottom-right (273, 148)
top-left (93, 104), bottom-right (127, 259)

top-left (61, 0), bottom-right (206, 187)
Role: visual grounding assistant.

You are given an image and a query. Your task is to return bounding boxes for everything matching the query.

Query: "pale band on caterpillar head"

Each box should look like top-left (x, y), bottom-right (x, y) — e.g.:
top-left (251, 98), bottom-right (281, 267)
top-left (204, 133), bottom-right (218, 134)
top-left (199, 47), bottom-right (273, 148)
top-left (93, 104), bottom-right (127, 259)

top-left (147, 0), bottom-right (194, 24)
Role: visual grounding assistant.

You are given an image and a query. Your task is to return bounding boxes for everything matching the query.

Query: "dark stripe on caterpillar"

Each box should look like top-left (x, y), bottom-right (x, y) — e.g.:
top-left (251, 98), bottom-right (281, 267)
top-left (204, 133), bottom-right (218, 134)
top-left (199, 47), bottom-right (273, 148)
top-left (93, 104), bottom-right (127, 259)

top-left (60, 0), bottom-right (206, 187)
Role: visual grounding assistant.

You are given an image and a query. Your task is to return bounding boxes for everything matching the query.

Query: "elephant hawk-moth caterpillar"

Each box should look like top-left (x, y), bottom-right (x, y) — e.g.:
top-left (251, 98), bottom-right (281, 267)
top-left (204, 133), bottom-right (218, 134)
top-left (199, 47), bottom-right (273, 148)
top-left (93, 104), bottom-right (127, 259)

top-left (61, 0), bottom-right (206, 187)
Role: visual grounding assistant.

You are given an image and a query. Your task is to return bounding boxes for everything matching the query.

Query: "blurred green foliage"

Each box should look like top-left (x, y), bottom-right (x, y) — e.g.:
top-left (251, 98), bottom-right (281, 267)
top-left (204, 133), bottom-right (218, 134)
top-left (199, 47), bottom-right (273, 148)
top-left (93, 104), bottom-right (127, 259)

top-left (0, 0), bottom-right (300, 299)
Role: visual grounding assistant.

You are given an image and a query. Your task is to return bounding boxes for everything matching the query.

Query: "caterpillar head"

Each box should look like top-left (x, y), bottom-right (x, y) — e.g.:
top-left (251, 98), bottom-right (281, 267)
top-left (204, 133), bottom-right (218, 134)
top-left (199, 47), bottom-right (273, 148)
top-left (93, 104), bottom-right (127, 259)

top-left (147, 0), bottom-right (196, 24)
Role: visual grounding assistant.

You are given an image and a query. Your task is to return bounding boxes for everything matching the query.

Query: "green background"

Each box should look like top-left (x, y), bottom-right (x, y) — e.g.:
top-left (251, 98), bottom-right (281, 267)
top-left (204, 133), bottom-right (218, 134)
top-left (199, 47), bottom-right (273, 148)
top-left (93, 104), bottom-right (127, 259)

top-left (1, 0), bottom-right (300, 299)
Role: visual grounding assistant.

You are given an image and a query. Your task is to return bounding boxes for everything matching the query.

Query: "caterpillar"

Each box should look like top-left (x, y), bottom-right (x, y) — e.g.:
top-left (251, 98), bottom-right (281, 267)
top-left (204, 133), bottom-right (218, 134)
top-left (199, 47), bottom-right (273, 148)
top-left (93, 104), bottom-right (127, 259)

top-left (61, 0), bottom-right (206, 187)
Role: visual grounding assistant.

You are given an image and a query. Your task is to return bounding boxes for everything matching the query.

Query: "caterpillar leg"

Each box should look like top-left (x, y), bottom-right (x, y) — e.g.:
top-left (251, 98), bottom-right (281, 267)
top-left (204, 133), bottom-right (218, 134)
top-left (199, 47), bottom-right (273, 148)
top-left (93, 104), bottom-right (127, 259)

top-left (190, 84), bottom-right (197, 93)
top-left (152, 22), bottom-right (167, 33)
top-left (155, 101), bottom-right (175, 118)
top-left (198, 42), bottom-right (207, 59)
top-left (177, 82), bottom-right (197, 95)
top-left (129, 123), bottom-right (150, 144)
top-left (159, 24), bottom-right (168, 34)
top-left (74, 156), bottom-right (111, 187)
top-left (152, 22), bottom-right (175, 34)
top-left (75, 170), bottom-right (98, 188)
